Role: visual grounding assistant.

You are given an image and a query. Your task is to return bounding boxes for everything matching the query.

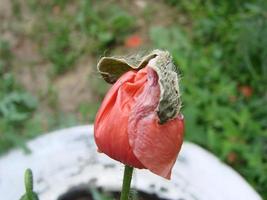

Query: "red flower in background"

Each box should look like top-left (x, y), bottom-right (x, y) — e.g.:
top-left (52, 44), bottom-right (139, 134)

top-left (239, 85), bottom-right (253, 98)
top-left (124, 35), bottom-right (142, 48)
top-left (94, 50), bottom-right (184, 179)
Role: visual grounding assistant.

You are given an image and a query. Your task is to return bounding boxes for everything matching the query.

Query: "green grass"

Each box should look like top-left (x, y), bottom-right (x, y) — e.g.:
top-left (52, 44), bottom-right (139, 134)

top-left (1, 0), bottom-right (266, 199)
top-left (0, 39), bottom-right (39, 153)
top-left (28, 0), bottom-right (136, 75)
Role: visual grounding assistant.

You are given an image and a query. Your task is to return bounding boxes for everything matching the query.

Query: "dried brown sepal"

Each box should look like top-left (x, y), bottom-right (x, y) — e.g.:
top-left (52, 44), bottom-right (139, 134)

top-left (97, 53), bottom-right (157, 84)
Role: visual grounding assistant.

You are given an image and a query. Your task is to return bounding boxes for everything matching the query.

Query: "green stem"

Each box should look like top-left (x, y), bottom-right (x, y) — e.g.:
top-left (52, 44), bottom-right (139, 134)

top-left (120, 165), bottom-right (134, 200)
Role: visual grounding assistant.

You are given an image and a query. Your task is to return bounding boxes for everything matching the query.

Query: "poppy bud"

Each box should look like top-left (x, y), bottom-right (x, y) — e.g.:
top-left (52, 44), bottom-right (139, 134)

top-left (94, 50), bottom-right (184, 179)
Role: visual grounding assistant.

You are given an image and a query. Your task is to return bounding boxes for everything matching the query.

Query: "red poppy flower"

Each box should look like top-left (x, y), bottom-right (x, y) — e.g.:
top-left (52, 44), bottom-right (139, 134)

top-left (124, 35), bottom-right (142, 48)
top-left (239, 85), bottom-right (253, 98)
top-left (94, 50), bottom-right (184, 179)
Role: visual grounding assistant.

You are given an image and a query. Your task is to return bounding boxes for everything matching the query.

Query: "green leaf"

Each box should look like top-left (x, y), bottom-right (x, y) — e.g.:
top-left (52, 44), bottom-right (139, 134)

top-left (90, 188), bottom-right (113, 200)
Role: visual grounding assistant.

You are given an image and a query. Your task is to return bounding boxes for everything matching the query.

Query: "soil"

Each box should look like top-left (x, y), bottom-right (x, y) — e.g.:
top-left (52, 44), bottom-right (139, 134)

top-left (58, 187), bottom-right (164, 200)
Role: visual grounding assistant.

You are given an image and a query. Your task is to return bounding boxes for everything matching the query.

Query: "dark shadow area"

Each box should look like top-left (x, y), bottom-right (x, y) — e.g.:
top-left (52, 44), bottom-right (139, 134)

top-left (58, 186), bottom-right (166, 200)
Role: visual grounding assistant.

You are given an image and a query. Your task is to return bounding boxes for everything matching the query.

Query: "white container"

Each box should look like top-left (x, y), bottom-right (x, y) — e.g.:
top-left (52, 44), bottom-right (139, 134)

top-left (0, 125), bottom-right (262, 200)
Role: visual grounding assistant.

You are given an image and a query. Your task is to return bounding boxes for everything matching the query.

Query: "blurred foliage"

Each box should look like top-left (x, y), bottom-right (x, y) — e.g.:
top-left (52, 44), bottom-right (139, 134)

top-left (0, 39), bottom-right (39, 153)
top-left (28, 0), bottom-right (135, 75)
top-left (0, 0), bottom-right (266, 198)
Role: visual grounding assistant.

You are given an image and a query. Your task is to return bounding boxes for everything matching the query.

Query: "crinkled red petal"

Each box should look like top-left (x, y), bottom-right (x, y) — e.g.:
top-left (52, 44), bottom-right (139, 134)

top-left (128, 67), bottom-right (184, 179)
top-left (94, 68), bottom-right (147, 168)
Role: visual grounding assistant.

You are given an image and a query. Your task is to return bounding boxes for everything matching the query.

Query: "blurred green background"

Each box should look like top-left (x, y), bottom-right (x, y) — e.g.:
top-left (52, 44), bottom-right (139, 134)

top-left (0, 0), bottom-right (266, 198)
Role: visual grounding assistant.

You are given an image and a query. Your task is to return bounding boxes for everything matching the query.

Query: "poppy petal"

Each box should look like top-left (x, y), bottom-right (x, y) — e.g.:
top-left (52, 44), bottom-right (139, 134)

top-left (128, 67), bottom-right (184, 179)
top-left (94, 68), bottom-right (147, 168)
